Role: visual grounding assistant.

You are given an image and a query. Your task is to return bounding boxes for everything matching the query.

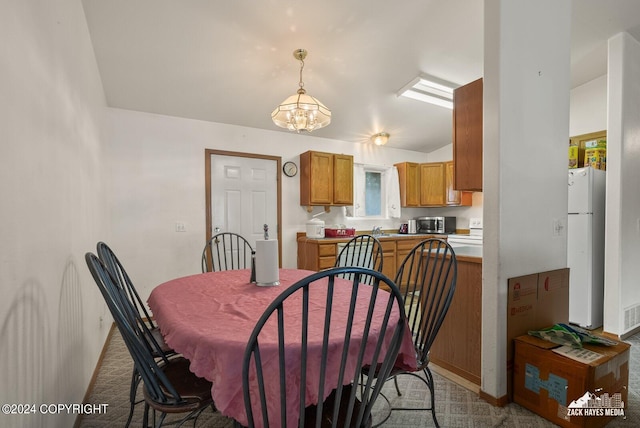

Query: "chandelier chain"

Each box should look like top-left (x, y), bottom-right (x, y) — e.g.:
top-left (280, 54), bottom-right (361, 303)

top-left (298, 58), bottom-right (305, 91)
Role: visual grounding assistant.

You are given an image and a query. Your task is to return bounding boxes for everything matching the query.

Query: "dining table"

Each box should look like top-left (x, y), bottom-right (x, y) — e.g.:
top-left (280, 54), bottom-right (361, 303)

top-left (147, 268), bottom-right (418, 427)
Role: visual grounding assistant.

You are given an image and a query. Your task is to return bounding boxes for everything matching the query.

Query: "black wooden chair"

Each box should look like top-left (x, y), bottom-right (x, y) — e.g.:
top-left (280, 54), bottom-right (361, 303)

top-left (86, 252), bottom-right (214, 428)
top-left (240, 267), bottom-right (406, 428)
top-left (201, 232), bottom-right (254, 273)
top-left (379, 238), bottom-right (457, 427)
top-left (96, 242), bottom-right (176, 427)
top-left (334, 235), bottom-right (383, 284)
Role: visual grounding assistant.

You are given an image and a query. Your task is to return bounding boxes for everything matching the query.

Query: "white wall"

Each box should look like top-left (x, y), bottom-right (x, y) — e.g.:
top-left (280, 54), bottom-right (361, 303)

top-left (570, 75), bottom-right (607, 136)
top-left (0, 0), bottom-right (109, 426)
top-left (483, 0), bottom-right (571, 400)
top-left (604, 32), bottom-right (640, 335)
top-left (107, 108), bottom-right (441, 302)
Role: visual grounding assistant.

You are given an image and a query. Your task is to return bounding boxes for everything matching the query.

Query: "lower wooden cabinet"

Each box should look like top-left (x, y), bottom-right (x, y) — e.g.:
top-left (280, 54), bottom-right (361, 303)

top-left (298, 234), bottom-right (482, 386)
top-left (298, 236), bottom-right (431, 288)
top-left (429, 259), bottom-right (482, 385)
top-left (297, 239), bottom-right (337, 271)
top-left (380, 240), bottom-right (396, 281)
top-left (393, 239), bottom-right (424, 290)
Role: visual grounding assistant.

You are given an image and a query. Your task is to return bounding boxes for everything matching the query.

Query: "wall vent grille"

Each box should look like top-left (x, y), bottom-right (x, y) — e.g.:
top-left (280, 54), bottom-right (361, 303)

top-left (624, 303), bottom-right (640, 330)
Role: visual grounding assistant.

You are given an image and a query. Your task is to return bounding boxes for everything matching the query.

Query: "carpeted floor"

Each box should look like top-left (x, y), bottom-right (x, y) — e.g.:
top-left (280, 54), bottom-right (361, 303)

top-left (77, 328), bottom-right (639, 427)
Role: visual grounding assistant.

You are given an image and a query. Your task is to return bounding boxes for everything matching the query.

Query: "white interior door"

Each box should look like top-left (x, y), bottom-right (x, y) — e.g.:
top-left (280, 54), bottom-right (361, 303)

top-left (210, 154), bottom-right (278, 249)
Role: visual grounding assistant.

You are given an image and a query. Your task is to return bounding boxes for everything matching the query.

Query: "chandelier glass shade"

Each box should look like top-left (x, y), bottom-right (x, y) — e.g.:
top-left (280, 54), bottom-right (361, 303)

top-left (271, 49), bottom-right (331, 132)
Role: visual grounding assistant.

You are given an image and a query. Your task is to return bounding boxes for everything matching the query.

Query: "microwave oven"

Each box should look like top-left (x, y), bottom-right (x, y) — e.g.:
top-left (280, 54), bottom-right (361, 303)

top-left (415, 216), bottom-right (457, 234)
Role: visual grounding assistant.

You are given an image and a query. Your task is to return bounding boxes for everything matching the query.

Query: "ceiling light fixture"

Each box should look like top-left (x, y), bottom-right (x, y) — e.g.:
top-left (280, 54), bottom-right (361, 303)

top-left (398, 74), bottom-right (457, 109)
top-left (371, 132), bottom-right (390, 146)
top-left (271, 49), bottom-right (331, 133)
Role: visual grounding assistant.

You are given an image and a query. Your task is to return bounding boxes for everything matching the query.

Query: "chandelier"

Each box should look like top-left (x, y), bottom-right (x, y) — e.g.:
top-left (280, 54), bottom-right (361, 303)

top-left (271, 49), bottom-right (331, 132)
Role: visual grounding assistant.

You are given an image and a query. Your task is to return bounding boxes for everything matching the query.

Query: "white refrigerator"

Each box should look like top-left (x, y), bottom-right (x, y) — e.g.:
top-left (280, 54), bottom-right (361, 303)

top-left (567, 167), bottom-right (606, 329)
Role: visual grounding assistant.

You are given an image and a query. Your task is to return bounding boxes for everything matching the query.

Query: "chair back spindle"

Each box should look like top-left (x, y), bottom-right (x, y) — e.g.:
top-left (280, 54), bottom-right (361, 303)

top-left (242, 267), bottom-right (406, 428)
top-left (383, 238), bottom-right (456, 427)
top-left (202, 232), bottom-right (254, 273)
top-left (85, 252), bottom-right (213, 428)
top-left (334, 234), bottom-right (384, 285)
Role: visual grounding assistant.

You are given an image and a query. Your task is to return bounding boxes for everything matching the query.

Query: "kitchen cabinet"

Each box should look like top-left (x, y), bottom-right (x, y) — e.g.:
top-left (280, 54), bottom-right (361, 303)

top-left (429, 258), bottom-right (482, 385)
top-left (298, 235), bottom-right (434, 290)
top-left (297, 238), bottom-right (337, 271)
top-left (396, 161), bottom-right (471, 207)
top-left (380, 240), bottom-right (397, 281)
top-left (299, 151), bottom-right (353, 212)
top-left (332, 154), bottom-right (353, 205)
top-left (395, 238), bottom-right (423, 264)
top-left (453, 78), bottom-right (483, 191)
top-left (395, 238), bottom-right (424, 288)
top-left (421, 162), bottom-right (472, 207)
top-left (445, 161), bottom-right (472, 206)
top-left (298, 233), bottom-right (482, 386)
top-left (420, 163), bottom-right (446, 206)
top-left (395, 162), bottom-right (420, 207)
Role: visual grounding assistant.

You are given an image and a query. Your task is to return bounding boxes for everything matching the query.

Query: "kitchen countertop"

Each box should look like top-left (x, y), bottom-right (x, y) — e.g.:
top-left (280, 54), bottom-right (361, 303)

top-left (297, 233), bottom-right (482, 263)
top-left (298, 232), bottom-right (445, 240)
top-left (451, 246), bottom-right (482, 262)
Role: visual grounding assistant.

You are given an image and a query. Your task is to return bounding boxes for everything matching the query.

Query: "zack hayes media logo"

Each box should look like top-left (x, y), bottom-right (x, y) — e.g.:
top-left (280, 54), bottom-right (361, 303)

top-left (566, 391), bottom-right (625, 417)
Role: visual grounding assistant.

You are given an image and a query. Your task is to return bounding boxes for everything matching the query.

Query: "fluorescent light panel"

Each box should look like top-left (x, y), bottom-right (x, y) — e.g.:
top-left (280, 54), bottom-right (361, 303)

top-left (398, 75), bottom-right (457, 109)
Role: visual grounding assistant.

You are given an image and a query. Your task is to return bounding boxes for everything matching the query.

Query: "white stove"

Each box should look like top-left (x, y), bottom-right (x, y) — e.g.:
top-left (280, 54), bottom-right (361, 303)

top-left (447, 218), bottom-right (483, 248)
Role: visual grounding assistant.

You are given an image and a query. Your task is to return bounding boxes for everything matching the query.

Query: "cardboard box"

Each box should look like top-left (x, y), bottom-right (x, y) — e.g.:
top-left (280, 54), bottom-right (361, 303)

top-left (584, 148), bottom-right (606, 171)
top-left (569, 146), bottom-right (579, 169)
top-left (513, 334), bottom-right (629, 427)
top-left (507, 268), bottom-right (569, 400)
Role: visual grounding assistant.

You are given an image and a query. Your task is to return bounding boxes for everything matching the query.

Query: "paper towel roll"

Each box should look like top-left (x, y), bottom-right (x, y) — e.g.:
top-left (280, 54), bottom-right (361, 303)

top-left (255, 239), bottom-right (280, 286)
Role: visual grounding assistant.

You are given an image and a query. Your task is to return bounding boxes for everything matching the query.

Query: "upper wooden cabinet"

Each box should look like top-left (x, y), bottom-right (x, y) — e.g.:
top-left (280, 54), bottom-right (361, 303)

top-left (395, 161), bottom-right (471, 208)
top-left (420, 163), bottom-right (446, 206)
top-left (300, 151), bottom-right (353, 211)
top-left (395, 162), bottom-right (420, 207)
top-left (453, 78), bottom-right (483, 191)
top-left (445, 161), bottom-right (472, 206)
top-left (332, 154), bottom-right (353, 205)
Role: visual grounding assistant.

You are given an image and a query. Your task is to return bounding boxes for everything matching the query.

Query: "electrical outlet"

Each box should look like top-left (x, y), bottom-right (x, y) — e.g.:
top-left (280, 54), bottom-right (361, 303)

top-left (175, 222), bottom-right (187, 232)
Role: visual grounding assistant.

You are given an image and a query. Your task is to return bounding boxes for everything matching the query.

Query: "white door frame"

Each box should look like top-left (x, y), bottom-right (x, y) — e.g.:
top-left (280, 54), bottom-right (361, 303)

top-left (205, 149), bottom-right (282, 266)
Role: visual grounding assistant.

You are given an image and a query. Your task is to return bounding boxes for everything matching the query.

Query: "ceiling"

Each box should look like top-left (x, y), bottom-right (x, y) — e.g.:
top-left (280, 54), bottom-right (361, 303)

top-left (81, 0), bottom-right (640, 153)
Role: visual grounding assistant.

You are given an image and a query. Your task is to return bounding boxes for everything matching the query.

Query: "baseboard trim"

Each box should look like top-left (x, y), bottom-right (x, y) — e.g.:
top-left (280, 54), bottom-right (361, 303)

top-left (479, 389), bottom-right (509, 407)
top-left (430, 363), bottom-right (510, 408)
top-left (430, 363), bottom-right (480, 394)
top-left (617, 326), bottom-right (640, 341)
top-left (429, 357), bottom-right (481, 387)
top-left (73, 322), bottom-right (116, 428)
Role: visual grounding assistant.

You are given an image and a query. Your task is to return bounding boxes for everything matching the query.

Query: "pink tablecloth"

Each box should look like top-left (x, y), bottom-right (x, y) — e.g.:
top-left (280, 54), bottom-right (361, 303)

top-left (147, 269), bottom-right (417, 427)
